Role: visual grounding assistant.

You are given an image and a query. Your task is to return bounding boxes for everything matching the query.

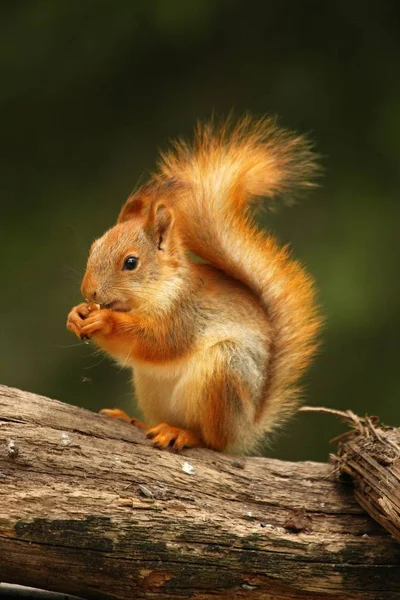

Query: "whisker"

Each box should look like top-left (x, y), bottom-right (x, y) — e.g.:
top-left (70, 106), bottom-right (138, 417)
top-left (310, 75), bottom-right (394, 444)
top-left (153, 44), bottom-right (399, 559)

top-left (83, 354), bottom-right (108, 370)
top-left (82, 345), bottom-right (106, 358)
top-left (67, 274), bottom-right (82, 284)
top-left (53, 342), bottom-right (87, 348)
top-left (65, 266), bottom-right (83, 277)
top-left (119, 343), bottom-right (135, 370)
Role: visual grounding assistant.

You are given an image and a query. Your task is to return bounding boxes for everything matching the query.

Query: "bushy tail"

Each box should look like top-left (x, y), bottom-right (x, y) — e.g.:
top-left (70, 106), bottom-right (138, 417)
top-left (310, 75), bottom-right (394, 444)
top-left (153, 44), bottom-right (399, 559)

top-left (158, 116), bottom-right (321, 432)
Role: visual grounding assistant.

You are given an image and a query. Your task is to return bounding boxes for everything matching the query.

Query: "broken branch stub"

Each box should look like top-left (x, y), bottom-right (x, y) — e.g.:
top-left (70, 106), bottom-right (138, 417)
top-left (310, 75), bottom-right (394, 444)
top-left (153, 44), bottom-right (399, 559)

top-left (334, 413), bottom-right (400, 543)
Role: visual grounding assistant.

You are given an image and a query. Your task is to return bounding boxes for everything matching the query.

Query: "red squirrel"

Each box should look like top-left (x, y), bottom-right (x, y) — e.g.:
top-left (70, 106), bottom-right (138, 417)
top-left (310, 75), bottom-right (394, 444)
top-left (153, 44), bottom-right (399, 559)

top-left (67, 116), bottom-right (321, 453)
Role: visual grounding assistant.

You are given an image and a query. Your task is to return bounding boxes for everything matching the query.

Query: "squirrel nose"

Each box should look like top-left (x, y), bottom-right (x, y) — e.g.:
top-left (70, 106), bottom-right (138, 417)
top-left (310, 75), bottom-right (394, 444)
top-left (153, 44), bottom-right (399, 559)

top-left (84, 288), bottom-right (97, 302)
top-left (84, 288), bottom-right (98, 303)
top-left (81, 272), bottom-right (97, 302)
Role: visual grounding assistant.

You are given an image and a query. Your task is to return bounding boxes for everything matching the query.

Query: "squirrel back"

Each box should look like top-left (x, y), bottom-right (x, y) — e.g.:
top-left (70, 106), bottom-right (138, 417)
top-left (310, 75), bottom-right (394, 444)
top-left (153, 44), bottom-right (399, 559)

top-left (157, 116), bottom-right (321, 433)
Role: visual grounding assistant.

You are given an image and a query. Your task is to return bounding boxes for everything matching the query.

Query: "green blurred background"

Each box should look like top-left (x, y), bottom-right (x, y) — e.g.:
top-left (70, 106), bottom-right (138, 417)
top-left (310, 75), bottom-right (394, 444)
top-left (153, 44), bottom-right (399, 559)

top-left (1, 1), bottom-right (399, 462)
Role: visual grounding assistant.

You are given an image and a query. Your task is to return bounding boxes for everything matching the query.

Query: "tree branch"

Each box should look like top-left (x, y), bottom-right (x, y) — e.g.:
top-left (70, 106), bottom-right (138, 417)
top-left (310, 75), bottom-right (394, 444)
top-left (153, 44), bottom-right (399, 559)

top-left (0, 385), bottom-right (399, 600)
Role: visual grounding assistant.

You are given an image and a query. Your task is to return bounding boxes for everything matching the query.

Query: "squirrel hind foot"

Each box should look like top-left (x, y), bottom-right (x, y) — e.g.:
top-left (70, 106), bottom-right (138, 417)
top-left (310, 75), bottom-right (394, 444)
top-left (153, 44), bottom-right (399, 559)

top-left (99, 408), bottom-right (149, 430)
top-left (146, 422), bottom-right (203, 451)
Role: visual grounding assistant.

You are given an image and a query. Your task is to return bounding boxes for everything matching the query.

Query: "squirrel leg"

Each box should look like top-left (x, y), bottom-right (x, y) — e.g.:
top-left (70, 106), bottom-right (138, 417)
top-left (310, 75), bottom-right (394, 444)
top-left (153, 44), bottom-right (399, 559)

top-left (146, 423), bottom-right (203, 451)
top-left (144, 343), bottom-right (255, 453)
top-left (100, 408), bottom-right (149, 430)
top-left (185, 342), bottom-right (255, 453)
top-left (100, 409), bottom-right (201, 449)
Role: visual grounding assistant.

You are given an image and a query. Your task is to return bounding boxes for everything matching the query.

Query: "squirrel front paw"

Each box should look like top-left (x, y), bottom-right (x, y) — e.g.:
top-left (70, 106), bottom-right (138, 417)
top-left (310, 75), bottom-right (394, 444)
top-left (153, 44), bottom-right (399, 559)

top-left (66, 302), bottom-right (113, 340)
top-left (79, 309), bottom-right (116, 339)
top-left (67, 302), bottom-right (95, 339)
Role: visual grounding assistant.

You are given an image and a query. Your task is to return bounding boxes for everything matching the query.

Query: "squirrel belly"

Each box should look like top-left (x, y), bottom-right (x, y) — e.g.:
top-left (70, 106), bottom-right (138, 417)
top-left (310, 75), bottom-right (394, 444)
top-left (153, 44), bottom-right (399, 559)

top-left (66, 116), bottom-right (321, 453)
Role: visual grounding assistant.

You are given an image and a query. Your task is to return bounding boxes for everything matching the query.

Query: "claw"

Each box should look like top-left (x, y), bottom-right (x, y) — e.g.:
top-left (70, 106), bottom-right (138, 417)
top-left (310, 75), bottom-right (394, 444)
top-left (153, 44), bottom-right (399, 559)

top-left (146, 423), bottom-right (202, 451)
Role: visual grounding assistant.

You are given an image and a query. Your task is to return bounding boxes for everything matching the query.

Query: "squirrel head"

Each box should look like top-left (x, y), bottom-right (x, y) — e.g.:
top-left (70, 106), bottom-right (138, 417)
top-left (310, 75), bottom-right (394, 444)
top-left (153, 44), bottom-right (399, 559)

top-left (81, 187), bottom-right (184, 313)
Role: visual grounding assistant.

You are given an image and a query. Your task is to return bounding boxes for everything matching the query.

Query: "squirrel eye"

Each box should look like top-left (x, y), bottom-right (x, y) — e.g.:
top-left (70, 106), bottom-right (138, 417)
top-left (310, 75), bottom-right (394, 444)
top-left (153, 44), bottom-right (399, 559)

top-left (123, 256), bottom-right (139, 271)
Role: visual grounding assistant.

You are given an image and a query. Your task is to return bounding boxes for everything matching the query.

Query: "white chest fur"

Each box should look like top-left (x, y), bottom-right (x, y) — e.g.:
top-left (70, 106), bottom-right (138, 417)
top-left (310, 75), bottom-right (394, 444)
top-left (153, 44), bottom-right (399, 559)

top-left (132, 358), bottom-right (198, 428)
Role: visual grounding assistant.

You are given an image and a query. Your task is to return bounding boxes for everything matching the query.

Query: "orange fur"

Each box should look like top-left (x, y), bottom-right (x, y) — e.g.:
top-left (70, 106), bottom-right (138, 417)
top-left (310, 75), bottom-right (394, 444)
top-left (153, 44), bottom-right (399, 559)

top-left (99, 409), bottom-right (149, 430)
top-left (67, 116), bottom-right (321, 453)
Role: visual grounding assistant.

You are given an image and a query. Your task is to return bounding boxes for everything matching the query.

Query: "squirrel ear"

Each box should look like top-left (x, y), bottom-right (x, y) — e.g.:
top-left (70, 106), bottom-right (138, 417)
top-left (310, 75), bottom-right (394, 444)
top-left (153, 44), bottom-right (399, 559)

top-left (117, 194), bottom-right (147, 223)
top-left (149, 203), bottom-right (175, 251)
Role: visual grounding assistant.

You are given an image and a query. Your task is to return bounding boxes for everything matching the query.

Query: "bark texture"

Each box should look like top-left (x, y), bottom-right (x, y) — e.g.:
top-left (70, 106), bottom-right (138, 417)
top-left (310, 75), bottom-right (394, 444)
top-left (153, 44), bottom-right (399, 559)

top-left (0, 385), bottom-right (399, 600)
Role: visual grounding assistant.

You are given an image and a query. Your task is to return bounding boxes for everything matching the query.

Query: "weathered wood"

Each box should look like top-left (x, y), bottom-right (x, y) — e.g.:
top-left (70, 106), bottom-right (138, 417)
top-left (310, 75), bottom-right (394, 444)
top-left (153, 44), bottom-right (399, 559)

top-left (0, 385), bottom-right (399, 600)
